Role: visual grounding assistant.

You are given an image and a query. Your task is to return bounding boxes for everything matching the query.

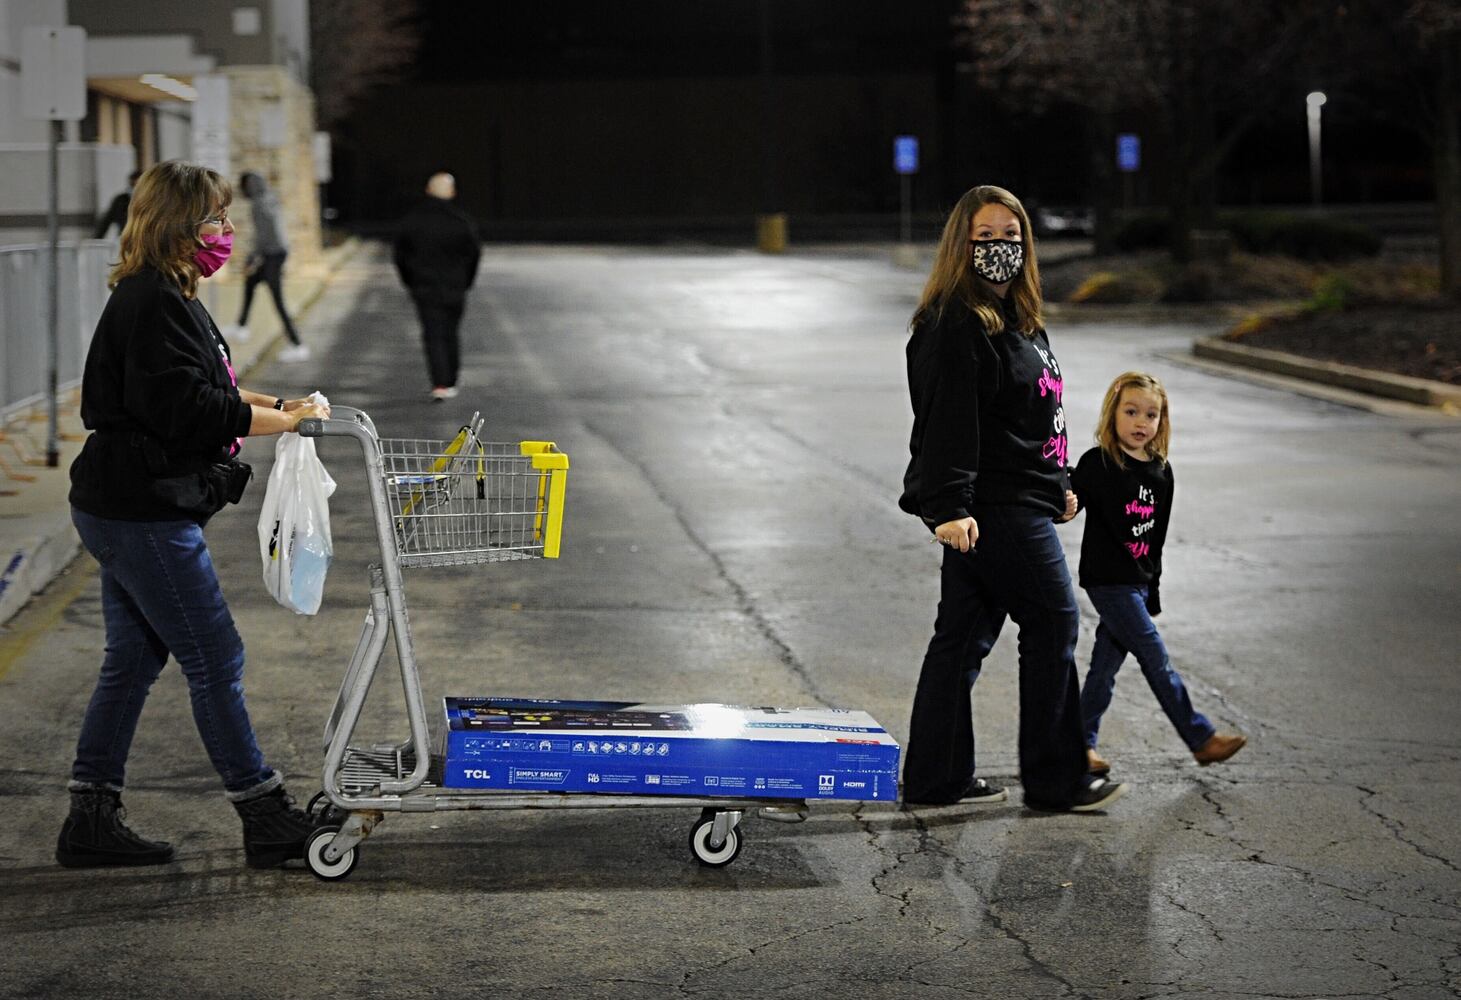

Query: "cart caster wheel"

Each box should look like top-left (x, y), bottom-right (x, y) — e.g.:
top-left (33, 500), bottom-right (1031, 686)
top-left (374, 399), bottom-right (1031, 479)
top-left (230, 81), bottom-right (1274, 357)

top-left (305, 826), bottom-right (358, 881)
top-left (689, 812), bottom-right (742, 868)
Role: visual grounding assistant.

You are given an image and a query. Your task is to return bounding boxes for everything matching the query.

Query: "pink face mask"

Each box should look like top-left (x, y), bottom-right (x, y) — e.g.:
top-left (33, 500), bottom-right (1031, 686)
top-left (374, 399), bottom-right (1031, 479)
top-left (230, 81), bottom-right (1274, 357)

top-left (194, 232), bottom-right (233, 277)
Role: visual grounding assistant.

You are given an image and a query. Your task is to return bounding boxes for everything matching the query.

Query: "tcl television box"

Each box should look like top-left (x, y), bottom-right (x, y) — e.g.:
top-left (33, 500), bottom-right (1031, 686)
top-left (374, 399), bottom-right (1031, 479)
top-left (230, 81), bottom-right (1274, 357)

top-left (441, 698), bottom-right (900, 802)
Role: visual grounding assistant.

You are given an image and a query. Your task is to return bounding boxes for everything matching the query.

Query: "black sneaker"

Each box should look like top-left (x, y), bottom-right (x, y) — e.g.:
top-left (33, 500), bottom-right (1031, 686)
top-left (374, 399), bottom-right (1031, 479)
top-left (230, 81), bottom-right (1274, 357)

top-left (902, 777), bottom-right (1007, 807)
top-left (958, 778), bottom-right (1008, 803)
top-left (1026, 776), bottom-right (1126, 813)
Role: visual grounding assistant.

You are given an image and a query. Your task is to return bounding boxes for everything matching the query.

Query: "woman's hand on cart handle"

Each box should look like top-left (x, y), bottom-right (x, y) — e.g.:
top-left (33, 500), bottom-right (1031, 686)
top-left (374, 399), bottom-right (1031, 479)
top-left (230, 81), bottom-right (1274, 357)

top-left (288, 402), bottom-right (330, 431)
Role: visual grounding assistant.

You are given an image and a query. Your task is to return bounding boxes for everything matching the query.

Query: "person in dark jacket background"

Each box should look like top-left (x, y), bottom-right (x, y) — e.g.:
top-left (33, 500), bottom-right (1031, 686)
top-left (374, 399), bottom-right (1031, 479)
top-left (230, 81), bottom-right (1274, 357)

top-left (393, 171), bottom-right (481, 401)
top-left (60, 160), bottom-right (331, 871)
top-left (898, 184), bottom-right (1125, 813)
top-left (92, 170), bottom-right (140, 239)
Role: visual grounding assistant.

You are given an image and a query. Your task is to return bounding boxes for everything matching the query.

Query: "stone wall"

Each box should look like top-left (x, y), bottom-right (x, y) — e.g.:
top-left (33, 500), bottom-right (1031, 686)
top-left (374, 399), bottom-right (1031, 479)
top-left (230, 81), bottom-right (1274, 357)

top-left (224, 65), bottom-right (322, 278)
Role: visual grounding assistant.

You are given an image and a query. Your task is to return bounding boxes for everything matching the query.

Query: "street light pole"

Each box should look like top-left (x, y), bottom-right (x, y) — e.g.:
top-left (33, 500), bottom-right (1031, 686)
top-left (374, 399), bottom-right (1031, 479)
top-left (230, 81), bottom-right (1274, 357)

top-left (1307, 91), bottom-right (1327, 208)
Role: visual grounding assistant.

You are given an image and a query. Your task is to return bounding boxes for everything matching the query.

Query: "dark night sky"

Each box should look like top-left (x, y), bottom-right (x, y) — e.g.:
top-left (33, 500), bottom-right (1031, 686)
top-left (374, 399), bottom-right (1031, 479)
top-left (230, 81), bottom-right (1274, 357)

top-left (331, 1), bottom-right (1433, 228)
top-left (409, 0), bottom-right (960, 82)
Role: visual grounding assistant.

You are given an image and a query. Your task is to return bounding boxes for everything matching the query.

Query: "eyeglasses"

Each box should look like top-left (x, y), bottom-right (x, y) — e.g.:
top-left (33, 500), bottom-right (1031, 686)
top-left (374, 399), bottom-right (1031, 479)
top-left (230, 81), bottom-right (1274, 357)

top-left (199, 213), bottom-right (229, 227)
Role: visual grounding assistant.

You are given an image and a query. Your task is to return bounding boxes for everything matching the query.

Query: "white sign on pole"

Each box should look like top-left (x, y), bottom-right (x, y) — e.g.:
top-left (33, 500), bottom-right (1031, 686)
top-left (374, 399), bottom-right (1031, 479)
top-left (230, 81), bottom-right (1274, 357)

top-left (192, 75), bottom-right (232, 177)
top-left (20, 26), bottom-right (87, 121)
top-left (313, 131), bottom-right (332, 184)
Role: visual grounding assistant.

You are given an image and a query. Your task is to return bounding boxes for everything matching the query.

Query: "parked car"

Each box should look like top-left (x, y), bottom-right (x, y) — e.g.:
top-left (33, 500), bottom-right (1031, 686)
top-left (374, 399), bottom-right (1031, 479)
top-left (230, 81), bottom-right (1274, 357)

top-left (1034, 205), bottom-right (1095, 237)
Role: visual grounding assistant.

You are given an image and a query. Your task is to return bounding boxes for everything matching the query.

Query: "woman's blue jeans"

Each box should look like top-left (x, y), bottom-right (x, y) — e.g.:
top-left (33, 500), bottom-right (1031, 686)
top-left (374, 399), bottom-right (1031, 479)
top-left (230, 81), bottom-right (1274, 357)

top-left (1079, 584), bottom-right (1215, 752)
top-left (904, 505), bottom-right (1088, 805)
top-left (70, 508), bottom-right (278, 798)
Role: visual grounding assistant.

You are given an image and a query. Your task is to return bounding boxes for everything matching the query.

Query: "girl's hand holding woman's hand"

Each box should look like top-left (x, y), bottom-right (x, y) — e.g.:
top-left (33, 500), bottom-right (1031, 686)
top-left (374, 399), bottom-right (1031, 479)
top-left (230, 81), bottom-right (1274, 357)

top-left (934, 516), bottom-right (978, 553)
top-left (1055, 489), bottom-right (1079, 523)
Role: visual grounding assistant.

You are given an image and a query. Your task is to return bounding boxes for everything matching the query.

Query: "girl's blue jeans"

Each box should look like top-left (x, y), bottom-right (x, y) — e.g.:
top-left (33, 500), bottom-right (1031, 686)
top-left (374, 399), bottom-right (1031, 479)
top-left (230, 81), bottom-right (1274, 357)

top-left (1079, 583), bottom-right (1215, 752)
top-left (69, 508), bottom-right (279, 798)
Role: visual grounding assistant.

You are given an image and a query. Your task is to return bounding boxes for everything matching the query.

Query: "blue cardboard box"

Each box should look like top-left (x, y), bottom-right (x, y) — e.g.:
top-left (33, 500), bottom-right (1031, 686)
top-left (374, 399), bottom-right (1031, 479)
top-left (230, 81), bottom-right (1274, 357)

top-left (441, 698), bottom-right (900, 801)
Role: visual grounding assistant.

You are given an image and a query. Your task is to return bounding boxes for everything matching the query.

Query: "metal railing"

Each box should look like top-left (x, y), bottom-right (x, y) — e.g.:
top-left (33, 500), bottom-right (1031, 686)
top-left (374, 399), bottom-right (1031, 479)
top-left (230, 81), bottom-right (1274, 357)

top-left (0, 240), bottom-right (113, 422)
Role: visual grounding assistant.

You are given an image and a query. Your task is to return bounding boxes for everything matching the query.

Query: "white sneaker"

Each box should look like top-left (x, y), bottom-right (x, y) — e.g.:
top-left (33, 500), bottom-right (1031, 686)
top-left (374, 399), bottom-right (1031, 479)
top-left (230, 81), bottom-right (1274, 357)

top-left (220, 323), bottom-right (250, 343)
top-left (430, 386), bottom-right (458, 401)
top-left (278, 343), bottom-right (311, 362)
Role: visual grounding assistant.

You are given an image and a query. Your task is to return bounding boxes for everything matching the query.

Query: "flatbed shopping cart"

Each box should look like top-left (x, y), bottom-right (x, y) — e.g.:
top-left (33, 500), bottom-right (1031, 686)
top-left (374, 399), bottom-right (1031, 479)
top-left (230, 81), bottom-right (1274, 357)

top-left (296, 407), bottom-right (815, 880)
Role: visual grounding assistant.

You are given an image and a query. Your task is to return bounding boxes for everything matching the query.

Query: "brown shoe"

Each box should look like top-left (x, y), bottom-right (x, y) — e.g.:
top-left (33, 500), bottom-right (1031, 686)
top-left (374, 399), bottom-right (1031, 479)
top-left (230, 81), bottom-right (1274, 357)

top-left (1086, 748), bottom-right (1110, 776)
top-left (1193, 731), bottom-right (1246, 766)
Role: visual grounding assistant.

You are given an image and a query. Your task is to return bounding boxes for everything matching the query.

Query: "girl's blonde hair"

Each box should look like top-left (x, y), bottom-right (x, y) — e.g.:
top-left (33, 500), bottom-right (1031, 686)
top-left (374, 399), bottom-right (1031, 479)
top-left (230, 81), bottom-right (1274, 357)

top-left (911, 184), bottom-right (1043, 336)
top-left (1096, 371), bottom-right (1171, 467)
top-left (109, 161), bottom-right (232, 299)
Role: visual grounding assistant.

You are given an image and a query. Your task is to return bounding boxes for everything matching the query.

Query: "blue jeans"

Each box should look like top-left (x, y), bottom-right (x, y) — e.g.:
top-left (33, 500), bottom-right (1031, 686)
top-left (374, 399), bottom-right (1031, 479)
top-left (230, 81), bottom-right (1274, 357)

top-left (904, 505), bottom-right (1088, 805)
top-left (70, 508), bottom-right (279, 799)
top-left (1079, 584), bottom-right (1215, 751)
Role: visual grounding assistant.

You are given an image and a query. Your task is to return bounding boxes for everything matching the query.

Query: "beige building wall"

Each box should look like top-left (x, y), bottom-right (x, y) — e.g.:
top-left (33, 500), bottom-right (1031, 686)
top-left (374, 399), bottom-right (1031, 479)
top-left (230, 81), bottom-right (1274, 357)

top-left (224, 65), bottom-right (322, 278)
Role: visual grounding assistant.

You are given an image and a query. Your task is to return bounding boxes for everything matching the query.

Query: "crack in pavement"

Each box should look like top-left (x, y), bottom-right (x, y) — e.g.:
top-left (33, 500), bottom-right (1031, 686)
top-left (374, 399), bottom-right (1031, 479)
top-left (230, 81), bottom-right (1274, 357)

top-left (580, 419), bottom-right (831, 708)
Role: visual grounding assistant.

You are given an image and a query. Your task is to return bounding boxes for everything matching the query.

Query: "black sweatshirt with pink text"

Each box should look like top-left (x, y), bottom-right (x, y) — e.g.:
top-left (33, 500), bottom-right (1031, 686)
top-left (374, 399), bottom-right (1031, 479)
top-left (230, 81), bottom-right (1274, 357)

top-left (1068, 446), bottom-right (1173, 613)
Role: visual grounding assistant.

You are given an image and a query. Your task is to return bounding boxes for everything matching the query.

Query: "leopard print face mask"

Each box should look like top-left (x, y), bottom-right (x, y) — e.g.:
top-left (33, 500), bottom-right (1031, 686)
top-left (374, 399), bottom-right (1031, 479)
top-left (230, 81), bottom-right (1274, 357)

top-left (970, 239), bottom-right (1025, 284)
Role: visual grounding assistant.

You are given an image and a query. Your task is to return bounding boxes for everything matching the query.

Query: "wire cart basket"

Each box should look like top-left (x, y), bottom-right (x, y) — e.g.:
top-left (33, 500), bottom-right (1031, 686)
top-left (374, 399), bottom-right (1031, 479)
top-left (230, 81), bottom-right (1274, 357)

top-left (296, 407), bottom-right (794, 880)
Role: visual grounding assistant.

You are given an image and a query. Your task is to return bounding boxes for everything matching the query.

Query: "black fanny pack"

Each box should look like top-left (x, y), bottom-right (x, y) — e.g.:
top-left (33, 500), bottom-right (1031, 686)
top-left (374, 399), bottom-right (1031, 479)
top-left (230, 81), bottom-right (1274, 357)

top-left (203, 459), bottom-right (254, 510)
top-left (100, 430), bottom-right (253, 518)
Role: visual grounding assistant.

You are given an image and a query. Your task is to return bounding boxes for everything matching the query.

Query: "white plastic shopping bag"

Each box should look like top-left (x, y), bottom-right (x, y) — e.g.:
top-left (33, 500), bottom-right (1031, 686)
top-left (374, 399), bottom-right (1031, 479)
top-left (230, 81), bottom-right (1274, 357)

top-left (258, 392), bottom-right (336, 615)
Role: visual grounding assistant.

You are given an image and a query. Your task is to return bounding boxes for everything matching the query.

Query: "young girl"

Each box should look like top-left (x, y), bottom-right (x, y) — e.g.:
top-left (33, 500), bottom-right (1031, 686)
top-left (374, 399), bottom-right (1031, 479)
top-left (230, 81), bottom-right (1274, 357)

top-left (1068, 372), bottom-right (1245, 775)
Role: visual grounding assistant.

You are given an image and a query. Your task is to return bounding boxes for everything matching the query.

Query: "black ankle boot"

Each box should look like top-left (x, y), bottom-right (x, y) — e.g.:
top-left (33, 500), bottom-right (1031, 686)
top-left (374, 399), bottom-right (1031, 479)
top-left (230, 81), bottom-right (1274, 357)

top-left (233, 785), bottom-right (317, 869)
top-left (56, 788), bottom-right (174, 868)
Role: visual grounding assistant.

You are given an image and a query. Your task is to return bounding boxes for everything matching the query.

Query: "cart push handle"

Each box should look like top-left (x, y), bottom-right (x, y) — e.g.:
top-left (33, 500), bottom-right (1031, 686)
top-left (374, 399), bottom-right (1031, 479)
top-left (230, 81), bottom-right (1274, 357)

top-left (298, 405), bottom-right (377, 441)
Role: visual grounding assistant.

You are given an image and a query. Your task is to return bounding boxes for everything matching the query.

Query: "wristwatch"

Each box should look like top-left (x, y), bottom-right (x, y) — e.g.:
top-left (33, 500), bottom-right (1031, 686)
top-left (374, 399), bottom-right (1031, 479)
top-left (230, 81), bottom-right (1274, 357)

top-left (273, 397), bottom-right (285, 410)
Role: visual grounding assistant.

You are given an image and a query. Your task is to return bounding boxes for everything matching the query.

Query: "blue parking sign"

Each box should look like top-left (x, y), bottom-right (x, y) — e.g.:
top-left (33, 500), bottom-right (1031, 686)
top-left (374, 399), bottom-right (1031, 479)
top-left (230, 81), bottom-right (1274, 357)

top-left (1117, 134), bottom-right (1140, 173)
top-left (894, 135), bottom-right (919, 175)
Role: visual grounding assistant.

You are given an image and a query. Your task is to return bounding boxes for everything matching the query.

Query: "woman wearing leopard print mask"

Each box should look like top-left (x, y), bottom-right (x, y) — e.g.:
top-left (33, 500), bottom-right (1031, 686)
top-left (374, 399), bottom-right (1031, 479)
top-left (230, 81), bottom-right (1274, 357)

top-left (898, 185), bottom-right (1126, 813)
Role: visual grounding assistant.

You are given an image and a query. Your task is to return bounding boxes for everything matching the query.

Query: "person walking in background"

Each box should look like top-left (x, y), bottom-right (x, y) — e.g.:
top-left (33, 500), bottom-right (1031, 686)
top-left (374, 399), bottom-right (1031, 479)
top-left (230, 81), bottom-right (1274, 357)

top-left (393, 171), bottom-right (481, 401)
top-left (225, 171), bottom-right (307, 361)
top-left (92, 170), bottom-right (141, 239)
top-left (1067, 371), bottom-right (1247, 776)
top-left (60, 160), bottom-right (331, 870)
top-left (899, 184), bottom-right (1125, 813)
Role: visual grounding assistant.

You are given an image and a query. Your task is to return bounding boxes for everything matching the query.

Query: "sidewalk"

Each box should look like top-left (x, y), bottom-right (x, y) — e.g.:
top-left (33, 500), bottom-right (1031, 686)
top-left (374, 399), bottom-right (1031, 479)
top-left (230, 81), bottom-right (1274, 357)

top-left (0, 239), bottom-right (363, 628)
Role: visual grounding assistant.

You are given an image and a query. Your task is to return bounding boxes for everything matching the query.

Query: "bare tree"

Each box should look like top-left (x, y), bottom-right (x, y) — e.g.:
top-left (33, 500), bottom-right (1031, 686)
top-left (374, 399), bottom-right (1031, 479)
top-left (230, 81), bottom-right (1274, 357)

top-left (310, 0), bottom-right (423, 130)
top-left (1315, 0), bottom-right (1461, 299)
top-left (960, 0), bottom-right (1320, 260)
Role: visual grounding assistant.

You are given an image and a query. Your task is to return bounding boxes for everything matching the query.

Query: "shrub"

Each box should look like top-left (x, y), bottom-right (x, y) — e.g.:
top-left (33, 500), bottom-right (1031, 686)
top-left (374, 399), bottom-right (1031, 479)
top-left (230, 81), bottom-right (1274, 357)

top-left (1112, 213), bottom-right (1169, 252)
top-left (1308, 273), bottom-right (1352, 311)
top-left (1160, 262), bottom-right (1223, 303)
top-left (1112, 210), bottom-right (1382, 260)
top-left (1224, 212), bottom-right (1381, 261)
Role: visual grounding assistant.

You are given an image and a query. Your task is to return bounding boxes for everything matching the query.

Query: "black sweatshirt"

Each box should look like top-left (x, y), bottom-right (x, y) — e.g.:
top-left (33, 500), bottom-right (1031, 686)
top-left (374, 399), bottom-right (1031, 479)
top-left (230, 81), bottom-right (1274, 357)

top-left (899, 297), bottom-right (1069, 526)
top-left (69, 268), bottom-right (253, 522)
top-left (1068, 446), bottom-right (1174, 613)
top-left (393, 197), bottom-right (481, 304)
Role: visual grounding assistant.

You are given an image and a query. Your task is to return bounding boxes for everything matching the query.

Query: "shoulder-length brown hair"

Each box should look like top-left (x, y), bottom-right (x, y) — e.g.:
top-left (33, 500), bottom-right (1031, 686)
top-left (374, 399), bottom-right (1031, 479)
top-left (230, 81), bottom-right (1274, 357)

top-left (1096, 371), bottom-right (1171, 468)
top-left (109, 161), bottom-right (232, 299)
top-left (911, 184), bottom-right (1043, 337)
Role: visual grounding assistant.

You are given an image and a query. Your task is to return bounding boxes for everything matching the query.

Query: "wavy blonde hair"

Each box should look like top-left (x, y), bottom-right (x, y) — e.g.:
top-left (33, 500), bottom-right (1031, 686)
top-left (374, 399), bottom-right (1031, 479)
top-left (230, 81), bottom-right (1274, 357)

top-left (1096, 371), bottom-right (1171, 468)
top-left (109, 161), bottom-right (232, 299)
top-left (911, 184), bottom-right (1043, 336)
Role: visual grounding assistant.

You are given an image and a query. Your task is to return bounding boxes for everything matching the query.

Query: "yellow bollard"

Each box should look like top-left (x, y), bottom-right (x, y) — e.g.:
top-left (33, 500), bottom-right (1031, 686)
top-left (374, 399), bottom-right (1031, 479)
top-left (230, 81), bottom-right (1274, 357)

top-left (756, 213), bottom-right (787, 254)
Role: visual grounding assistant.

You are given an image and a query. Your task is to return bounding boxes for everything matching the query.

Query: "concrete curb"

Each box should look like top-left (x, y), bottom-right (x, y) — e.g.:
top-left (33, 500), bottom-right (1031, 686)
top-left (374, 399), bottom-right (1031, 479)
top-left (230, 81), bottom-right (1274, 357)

top-left (1193, 336), bottom-right (1461, 413)
top-left (0, 509), bottom-right (78, 627)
